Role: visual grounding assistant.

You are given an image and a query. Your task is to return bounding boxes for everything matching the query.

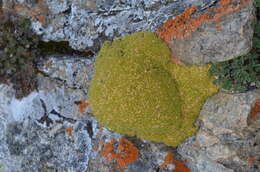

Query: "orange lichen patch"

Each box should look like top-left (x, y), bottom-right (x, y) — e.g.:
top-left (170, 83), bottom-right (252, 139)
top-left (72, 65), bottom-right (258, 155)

top-left (101, 139), bottom-right (117, 162)
top-left (159, 152), bottom-right (190, 172)
top-left (157, 6), bottom-right (199, 42)
top-left (116, 138), bottom-right (139, 169)
top-left (37, 15), bottom-right (45, 23)
top-left (173, 159), bottom-right (190, 172)
top-left (101, 138), bottom-right (139, 169)
top-left (157, 0), bottom-right (250, 42)
top-left (211, 0), bottom-right (250, 24)
top-left (66, 127), bottom-right (73, 136)
top-left (248, 98), bottom-right (260, 119)
top-left (159, 152), bottom-right (175, 169)
top-left (77, 100), bottom-right (89, 113)
top-left (109, 170), bottom-right (116, 172)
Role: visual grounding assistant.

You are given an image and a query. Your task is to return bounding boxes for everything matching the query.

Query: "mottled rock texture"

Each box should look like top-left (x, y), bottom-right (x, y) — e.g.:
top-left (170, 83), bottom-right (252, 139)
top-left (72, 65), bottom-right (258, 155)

top-left (157, 0), bottom-right (255, 65)
top-left (1, 0), bottom-right (218, 51)
top-left (0, 55), bottom-right (189, 172)
top-left (0, 55), bottom-right (95, 172)
top-left (0, 0), bottom-right (258, 171)
top-left (178, 90), bottom-right (260, 172)
top-left (86, 129), bottom-right (189, 172)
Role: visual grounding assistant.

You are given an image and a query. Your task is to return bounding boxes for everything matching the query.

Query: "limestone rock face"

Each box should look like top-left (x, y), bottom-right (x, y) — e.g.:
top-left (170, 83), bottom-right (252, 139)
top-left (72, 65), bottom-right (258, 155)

top-left (178, 90), bottom-right (260, 172)
top-left (157, 0), bottom-right (255, 65)
top-left (1, 0), bottom-right (218, 51)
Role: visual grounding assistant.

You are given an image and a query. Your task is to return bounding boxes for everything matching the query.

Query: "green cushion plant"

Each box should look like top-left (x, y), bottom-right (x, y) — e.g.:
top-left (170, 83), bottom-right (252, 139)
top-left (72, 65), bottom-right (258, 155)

top-left (89, 31), bottom-right (219, 146)
top-left (209, 2), bottom-right (260, 92)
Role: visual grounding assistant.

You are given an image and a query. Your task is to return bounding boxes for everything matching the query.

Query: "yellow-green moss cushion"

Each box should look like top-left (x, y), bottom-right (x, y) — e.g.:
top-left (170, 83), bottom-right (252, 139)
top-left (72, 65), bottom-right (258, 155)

top-left (89, 31), bottom-right (219, 146)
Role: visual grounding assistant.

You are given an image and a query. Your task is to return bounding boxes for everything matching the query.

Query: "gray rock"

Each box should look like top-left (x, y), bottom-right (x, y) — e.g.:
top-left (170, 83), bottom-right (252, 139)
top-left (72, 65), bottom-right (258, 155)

top-left (38, 55), bottom-right (95, 90)
top-left (2, 0), bottom-right (218, 51)
top-left (0, 81), bottom-right (95, 172)
top-left (0, 55), bottom-right (96, 171)
top-left (178, 90), bottom-right (260, 172)
top-left (159, 0), bottom-right (255, 65)
top-left (86, 130), bottom-right (187, 172)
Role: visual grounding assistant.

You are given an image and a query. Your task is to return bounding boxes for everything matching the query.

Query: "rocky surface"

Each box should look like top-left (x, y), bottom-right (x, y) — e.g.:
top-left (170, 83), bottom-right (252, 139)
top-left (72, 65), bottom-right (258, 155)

top-left (1, 54), bottom-right (259, 172)
top-left (0, 55), bottom-right (189, 172)
top-left (0, 0), bottom-right (259, 172)
top-left (157, 0), bottom-right (255, 65)
top-left (1, 0), bottom-right (218, 51)
top-left (0, 55), bottom-right (95, 172)
top-left (178, 90), bottom-right (260, 172)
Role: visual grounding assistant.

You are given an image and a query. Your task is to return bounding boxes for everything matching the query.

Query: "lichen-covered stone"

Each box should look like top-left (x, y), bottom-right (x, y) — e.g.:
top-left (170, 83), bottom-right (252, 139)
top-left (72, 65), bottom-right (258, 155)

top-left (38, 56), bottom-right (95, 90)
top-left (0, 85), bottom-right (94, 172)
top-left (157, 0), bottom-right (255, 65)
top-left (2, 0), bottom-right (218, 51)
top-left (89, 31), bottom-right (219, 146)
top-left (0, 55), bottom-right (96, 172)
top-left (178, 90), bottom-right (260, 172)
